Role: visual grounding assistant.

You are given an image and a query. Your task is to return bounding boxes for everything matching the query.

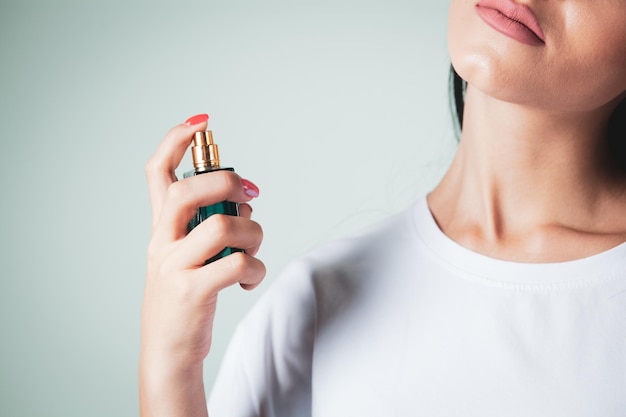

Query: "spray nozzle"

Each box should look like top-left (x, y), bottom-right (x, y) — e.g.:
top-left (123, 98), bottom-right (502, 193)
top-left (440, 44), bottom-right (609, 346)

top-left (191, 130), bottom-right (220, 171)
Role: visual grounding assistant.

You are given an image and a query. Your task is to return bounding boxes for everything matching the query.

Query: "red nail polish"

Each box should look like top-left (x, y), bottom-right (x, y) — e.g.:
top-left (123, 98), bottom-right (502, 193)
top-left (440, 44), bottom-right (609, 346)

top-left (242, 179), bottom-right (260, 198)
top-left (184, 113), bottom-right (209, 126)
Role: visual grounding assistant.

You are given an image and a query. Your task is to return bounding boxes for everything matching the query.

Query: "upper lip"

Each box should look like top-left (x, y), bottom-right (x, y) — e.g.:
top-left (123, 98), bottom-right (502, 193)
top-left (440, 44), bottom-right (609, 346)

top-left (476, 0), bottom-right (545, 43)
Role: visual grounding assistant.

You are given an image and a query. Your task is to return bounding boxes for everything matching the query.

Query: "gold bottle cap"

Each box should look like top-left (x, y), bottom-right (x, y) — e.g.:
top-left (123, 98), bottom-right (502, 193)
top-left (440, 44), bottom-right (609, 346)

top-left (191, 130), bottom-right (220, 171)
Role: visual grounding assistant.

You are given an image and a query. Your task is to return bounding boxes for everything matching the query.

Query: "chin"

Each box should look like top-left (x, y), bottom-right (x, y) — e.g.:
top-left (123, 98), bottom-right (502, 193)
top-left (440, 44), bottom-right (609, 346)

top-left (448, 30), bottom-right (625, 113)
top-left (447, 10), bottom-right (554, 109)
top-left (451, 48), bottom-right (520, 100)
top-left (450, 47), bottom-right (563, 110)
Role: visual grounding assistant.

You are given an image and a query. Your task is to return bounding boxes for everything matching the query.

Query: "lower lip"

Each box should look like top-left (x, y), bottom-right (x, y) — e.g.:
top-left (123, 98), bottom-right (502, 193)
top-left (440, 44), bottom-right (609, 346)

top-left (475, 6), bottom-right (544, 46)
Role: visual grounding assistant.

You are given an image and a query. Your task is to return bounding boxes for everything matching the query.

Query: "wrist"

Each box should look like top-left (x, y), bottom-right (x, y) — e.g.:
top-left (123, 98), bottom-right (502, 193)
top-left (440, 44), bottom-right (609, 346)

top-left (139, 348), bottom-right (204, 384)
top-left (139, 355), bottom-right (207, 417)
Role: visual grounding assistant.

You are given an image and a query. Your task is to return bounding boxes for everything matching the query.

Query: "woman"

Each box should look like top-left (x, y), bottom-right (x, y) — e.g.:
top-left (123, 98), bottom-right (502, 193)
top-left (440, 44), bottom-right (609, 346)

top-left (140, 0), bottom-right (626, 415)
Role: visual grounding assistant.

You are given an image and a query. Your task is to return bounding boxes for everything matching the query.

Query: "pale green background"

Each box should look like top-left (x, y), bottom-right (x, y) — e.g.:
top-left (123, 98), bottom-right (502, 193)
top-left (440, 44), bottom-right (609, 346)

top-left (0, 0), bottom-right (454, 415)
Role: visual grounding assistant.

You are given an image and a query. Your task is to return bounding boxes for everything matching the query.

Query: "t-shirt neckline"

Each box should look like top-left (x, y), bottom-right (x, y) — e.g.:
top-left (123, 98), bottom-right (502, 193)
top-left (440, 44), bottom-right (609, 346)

top-left (412, 196), bottom-right (626, 290)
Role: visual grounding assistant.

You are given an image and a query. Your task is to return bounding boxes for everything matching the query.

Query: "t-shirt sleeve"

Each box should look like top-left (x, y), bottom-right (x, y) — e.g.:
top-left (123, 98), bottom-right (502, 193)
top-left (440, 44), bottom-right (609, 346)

top-left (207, 259), bottom-right (317, 417)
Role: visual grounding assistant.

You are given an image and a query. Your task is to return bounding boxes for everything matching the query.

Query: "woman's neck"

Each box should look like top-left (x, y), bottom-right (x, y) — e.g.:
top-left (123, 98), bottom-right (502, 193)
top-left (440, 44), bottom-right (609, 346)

top-left (428, 85), bottom-right (626, 262)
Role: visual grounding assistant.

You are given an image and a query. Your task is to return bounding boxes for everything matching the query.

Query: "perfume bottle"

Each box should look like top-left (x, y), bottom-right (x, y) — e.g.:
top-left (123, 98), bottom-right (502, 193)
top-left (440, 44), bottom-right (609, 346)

top-left (183, 130), bottom-right (243, 264)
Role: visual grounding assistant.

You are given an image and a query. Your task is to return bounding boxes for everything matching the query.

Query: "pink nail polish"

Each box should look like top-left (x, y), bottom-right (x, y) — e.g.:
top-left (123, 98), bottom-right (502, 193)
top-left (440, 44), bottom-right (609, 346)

top-left (184, 113), bottom-right (209, 126)
top-left (242, 179), bottom-right (260, 198)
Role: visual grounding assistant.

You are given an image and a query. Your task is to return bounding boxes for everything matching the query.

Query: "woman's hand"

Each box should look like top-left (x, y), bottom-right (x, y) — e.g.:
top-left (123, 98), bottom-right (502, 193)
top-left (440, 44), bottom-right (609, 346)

top-left (140, 114), bottom-right (265, 417)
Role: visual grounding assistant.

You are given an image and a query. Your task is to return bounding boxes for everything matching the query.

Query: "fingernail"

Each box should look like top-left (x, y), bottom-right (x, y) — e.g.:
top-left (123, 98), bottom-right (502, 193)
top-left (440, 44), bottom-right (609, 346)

top-left (184, 113), bottom-right (209, 126)
top-left (242, 179), bottom-right (260, 198)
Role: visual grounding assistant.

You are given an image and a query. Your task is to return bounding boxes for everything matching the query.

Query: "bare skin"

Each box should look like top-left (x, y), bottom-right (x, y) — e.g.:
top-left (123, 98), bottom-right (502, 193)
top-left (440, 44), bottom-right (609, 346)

top-left (428, 85), bottom-right (626, 262)
top-left (430, 0), bottom-right (626, 262)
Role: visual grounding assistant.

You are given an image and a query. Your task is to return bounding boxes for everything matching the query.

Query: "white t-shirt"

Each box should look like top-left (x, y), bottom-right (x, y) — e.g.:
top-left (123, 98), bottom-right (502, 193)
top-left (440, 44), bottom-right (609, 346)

top-left (208, 197), bottom-right (626, 416)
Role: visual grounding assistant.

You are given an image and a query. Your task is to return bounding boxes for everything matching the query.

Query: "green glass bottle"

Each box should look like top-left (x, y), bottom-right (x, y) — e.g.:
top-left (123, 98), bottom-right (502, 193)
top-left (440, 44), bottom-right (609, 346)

top-left (184, 130), bottom-right (242, 264)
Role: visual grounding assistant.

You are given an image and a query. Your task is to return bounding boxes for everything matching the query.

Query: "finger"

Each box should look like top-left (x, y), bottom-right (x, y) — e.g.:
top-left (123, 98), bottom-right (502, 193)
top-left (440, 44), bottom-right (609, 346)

top-left (239, 203), bottom-right (253, 219)
top-left (193, 252), bottom-right (267, 295)
top-left (145, 114), bottom-right (209, 230)
top-left (168, 214), bottom-right (263, 269)
top-left (154, 171), bottom-right (259, 243)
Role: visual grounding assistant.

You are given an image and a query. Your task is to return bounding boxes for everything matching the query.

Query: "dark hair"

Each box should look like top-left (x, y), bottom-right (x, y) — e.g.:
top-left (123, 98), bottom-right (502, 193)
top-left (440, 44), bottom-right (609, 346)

top-left (449, 65), bottom-right (626, 170)
top-left (449, 65), bottom-right (466, 138)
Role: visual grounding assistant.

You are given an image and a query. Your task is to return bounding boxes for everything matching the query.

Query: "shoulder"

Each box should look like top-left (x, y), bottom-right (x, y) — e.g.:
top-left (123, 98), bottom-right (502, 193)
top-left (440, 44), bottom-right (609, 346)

top-left (250, 200), bottom-right (433, 327)
top-left (274, 201), bottom-right (421, 290)
top-left (295, 200), bottom-right (422, 274)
